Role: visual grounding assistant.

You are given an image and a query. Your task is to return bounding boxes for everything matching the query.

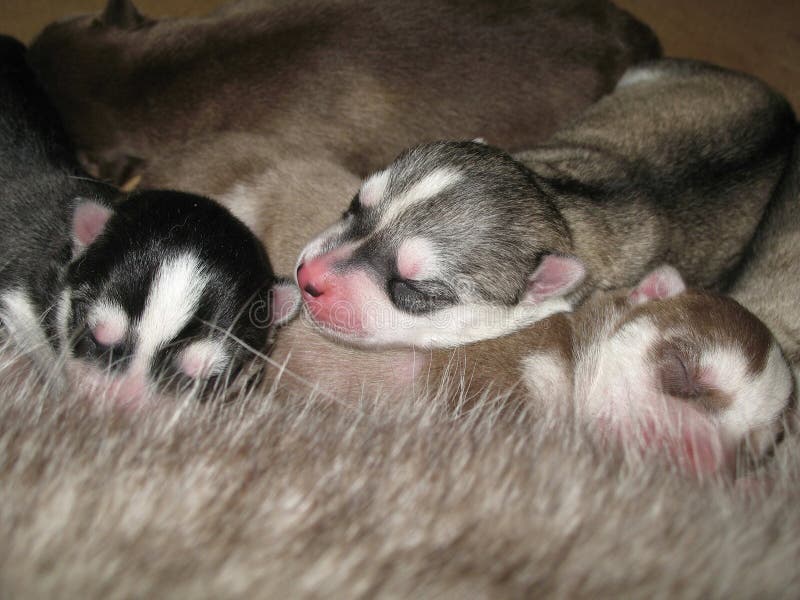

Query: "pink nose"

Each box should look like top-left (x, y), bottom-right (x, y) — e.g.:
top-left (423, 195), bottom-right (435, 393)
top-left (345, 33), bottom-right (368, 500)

top-left (295, 253), bottom-right (365, 334)
top-left (297, 257), bottom-right (333, 298)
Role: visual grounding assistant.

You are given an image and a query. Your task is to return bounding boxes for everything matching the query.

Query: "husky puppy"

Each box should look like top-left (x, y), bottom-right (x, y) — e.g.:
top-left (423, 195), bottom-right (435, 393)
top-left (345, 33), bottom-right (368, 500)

top-left (133, 131), bottom-right (796, 461)
top-left (268, 266), bottom-right (795, 474)
top-left (0, 35), bottom-right (298, 404)
top-left (27, 0), bottom-right (660, 182)
top-left (297, 59), bottom-right (797, 348)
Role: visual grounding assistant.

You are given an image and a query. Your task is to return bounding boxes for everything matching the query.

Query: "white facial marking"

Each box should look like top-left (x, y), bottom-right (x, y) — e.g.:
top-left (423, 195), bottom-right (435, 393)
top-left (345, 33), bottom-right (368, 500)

top-left (359, 168), bottom-right (391, 207)
top-left (312, 289), bottom-right (573, 349)
top-left (88, 302), bottom-right (129, 347)
top-left (300, 169), bottom-right (461, 279)
top-left (579, 320), bottom-right (660, 421)
top-left (616, 66), bottom-right (666, 89)
top-left (0, 289), bottom-right (50, 355)
top-left (396, 237), bottom-right (439, 281)
top-left (377, 167), bottom-right (462, 231)
top-left (297, 219), bottom-right (351, 267)
top-left (134, 253), bottom-right (209, 371)
top-left (708, 342), bottom-right (793, 440)
top-left (178, 339), bottom-right (229, 380)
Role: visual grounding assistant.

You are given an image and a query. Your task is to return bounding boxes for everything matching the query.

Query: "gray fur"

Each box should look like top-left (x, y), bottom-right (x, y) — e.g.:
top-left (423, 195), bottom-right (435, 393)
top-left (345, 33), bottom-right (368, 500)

top-left (0, 350), bottom-right (799, 599)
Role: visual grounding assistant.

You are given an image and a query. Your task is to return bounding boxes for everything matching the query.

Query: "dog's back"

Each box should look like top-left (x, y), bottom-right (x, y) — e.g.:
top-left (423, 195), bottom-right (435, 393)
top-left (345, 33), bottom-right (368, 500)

top-left (28, 0), bottom-right (661, 181)
top-left (731, 135), bottom-right (800, 368)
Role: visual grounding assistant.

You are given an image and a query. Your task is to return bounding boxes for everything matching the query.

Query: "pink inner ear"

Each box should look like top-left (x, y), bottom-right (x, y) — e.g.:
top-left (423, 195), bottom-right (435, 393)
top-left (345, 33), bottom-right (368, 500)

top-left (271, 281), bottom-right (301, 326)
top-left (629, 265), bottom-right (686, 305)
top-left (73, 201), bottom-right (113, 249)
top-left (525, 255), bottom-right (586, 303)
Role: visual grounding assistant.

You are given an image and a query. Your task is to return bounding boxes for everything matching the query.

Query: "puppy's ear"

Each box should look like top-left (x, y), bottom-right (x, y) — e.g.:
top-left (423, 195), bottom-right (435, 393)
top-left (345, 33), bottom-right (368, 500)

top-left (629, 265), bottom-right (686, 305)
top-left (99, 0), bottom-right (152, 29)
top-left (523, 254), bottom-right (586, 304)
top-left (269, 280), bottom-right (302, 326)
top-left (72, 200), bottom-right (113, 254)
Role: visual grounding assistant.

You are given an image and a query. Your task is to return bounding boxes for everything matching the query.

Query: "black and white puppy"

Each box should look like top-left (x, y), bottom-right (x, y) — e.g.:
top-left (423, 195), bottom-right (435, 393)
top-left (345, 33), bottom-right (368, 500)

top-left (0, 35), bottom-right (298, 404)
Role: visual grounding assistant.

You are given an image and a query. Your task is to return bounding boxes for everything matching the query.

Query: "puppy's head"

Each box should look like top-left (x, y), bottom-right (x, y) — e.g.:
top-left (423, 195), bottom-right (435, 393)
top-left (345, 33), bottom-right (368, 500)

top-left (297, 141), bottom-right (583, 348)
top-left (575, 266), bottom-right (795, 474)
top-left (59, 190), bottom-right (299, 406)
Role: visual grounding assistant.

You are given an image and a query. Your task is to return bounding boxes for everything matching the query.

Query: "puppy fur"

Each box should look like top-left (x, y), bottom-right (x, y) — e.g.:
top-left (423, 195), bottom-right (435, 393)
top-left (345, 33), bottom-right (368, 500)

top-left (0, 35), bottom-right (297, 403)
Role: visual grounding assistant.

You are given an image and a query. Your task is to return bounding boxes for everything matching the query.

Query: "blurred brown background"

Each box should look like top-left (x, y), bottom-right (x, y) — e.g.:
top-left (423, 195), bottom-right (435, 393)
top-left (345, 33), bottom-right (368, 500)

top-left (1, 0), bottom-right (798, 110)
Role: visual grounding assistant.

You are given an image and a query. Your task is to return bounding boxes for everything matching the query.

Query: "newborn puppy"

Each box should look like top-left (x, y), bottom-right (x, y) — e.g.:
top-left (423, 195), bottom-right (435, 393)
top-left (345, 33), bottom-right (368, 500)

top-left (0, 35), bottom-right (298, 406)
top-left (296, 59), bottom-right (796, 348)
top-left (564, 267), bottom-right (793, 474)
top-left (270, 265), bottom-right (795, 475)
top-left (417, 266), bottom-right (794, 474)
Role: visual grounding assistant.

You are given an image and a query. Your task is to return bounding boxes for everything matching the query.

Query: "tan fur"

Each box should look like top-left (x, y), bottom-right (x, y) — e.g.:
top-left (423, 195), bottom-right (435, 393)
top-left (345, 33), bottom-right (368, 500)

top-left (28, 0), bottom-right (660, 182)
top-left (139, 133), bottom-right (357, 274)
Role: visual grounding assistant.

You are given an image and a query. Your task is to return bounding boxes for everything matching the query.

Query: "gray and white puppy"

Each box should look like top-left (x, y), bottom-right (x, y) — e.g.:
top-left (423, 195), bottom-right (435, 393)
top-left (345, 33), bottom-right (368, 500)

top-left (297, 59), bottom-right (797, 348)
top-left (27, 0), bottom-right (660, 182)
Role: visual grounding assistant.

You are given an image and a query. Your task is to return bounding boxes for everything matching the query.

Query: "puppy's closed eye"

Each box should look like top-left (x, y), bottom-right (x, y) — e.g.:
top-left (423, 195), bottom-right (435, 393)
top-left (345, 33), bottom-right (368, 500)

top-left (388, 278), bottom-right (456, 314)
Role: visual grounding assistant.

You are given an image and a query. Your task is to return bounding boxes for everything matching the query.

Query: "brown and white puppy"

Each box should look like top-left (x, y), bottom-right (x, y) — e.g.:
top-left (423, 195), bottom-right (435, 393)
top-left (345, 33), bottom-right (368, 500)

top-left (266, 266), bottom-right (796, 475)
top-left (557, 267), bottom-right (794, 475)
top-left (296, 59), bottom-right (797, 348)
top-left (27, 0), bottom-right (660, 182)
top-left (730, 136), bottom-right (800, 373)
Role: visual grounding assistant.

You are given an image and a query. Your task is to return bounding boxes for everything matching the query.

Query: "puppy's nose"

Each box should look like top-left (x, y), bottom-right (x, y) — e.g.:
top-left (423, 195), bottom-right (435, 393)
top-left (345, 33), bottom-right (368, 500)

top-left (304, 283), bottom-right (322, 297)
top-left (297, 259), bottom-right (330, 298)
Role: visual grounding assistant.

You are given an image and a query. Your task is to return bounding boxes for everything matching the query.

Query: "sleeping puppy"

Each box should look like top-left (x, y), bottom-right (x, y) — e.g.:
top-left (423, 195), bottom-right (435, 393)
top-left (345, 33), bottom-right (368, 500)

top-left (296, 59), bottom-right (796, 348)
top-left (0, 35), bottom-right (298, 406)
top-left (267, 266), bottom-right (796, 476)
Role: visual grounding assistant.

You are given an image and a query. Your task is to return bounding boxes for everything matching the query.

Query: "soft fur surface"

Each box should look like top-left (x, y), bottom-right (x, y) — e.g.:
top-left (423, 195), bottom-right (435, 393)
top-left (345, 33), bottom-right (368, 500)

top-left (1, 346), bottom-right (799, 599)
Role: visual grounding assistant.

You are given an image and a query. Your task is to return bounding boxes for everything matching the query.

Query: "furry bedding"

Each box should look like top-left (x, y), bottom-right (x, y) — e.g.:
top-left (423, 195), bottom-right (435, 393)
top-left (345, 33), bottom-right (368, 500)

top-left (0, 348), bottom-right (798, 599)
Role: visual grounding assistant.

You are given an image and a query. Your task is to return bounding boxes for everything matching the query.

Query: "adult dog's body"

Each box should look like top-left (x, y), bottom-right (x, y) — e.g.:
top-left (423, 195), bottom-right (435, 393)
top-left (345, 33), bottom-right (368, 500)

top-left (28, 0), bottom-right (660, 181)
